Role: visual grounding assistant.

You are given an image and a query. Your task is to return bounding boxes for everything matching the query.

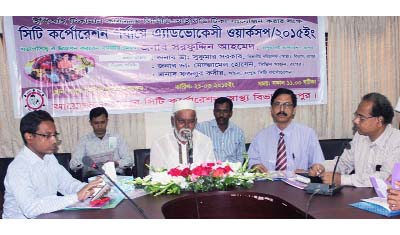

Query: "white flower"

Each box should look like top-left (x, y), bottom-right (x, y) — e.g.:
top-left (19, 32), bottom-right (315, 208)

top-left (171, 176), bottom-right (189, 189)
top-left (150, 172), bottom-right (173, 185)
top-left (228, 162), bottom-right (242, 172)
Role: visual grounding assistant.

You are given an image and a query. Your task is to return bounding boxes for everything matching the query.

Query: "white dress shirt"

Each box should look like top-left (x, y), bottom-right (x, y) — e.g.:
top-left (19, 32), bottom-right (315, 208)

top-left (248, 122), bottom-right (324, 171)
top-left (150, 129), bottom-right (216, 169)
top-left (3, 146), bottom-right (86, 219)
top-left (70, 131), bottom-right (134, 173)
top-left (323, 124), bottom-right (400, 187)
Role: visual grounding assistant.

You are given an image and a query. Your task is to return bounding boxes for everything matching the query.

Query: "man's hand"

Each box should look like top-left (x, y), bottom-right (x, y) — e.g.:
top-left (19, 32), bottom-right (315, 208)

top-left (251, 164), bottom-right (268, 173)
top-left (77, 176), bottom-right (104, 201)
top-left (387, 187), bottom-right (400, 211)
top-left (309, 164), bottom-right (325, 177)
top-left (321, 172), bottom-right (341, 186)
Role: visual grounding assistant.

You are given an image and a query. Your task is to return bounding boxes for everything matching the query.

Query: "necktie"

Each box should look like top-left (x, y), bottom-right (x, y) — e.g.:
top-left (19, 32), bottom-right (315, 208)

top-left (275, 132), bottom-right (287, 171)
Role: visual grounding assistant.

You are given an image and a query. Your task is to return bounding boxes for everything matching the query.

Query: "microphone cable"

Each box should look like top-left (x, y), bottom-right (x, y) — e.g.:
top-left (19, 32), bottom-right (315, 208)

top-left (305, 188), bottom-right (320, 219)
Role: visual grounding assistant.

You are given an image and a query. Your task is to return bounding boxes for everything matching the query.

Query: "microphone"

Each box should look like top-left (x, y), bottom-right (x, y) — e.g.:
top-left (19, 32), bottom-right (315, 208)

top-left (82, 156), bottom-right (148, 218)
top-left (181, 129), bottom-right (193, 164)
top-left (304, 142), bottom-right (350, 196)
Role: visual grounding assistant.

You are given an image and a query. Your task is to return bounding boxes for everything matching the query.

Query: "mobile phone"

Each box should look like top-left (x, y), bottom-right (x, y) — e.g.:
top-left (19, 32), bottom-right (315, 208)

top-left (90, 184), bottom-right (111, 201)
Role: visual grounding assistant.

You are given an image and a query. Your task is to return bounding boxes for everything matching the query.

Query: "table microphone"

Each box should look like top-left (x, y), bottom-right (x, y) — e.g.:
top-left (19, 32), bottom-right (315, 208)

top-left (182, 129), bottom-right (193, 164)
top-left (304, 142), bottom-right (350, 196)
top-left (82, 156), bottom-right (148, 218)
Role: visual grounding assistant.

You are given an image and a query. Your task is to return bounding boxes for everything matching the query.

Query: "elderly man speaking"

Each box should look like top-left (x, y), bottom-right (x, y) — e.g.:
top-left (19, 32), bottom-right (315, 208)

top-left (150, 100), bottom-right (216, 169)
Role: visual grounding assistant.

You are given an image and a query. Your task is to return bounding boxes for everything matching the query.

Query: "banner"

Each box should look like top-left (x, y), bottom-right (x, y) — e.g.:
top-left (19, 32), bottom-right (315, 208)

top-left (3, 16), bottom-right (327, 117)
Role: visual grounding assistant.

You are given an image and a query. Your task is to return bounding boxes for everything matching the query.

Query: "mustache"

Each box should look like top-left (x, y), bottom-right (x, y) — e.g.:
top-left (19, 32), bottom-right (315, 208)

top-left (276, 111), bottom-right (288, 116)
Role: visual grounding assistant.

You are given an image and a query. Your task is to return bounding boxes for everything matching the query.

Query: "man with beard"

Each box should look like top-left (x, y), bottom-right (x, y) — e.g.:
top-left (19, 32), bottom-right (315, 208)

top-left (310, 93), bottom-right (400, 187)
top-left (248, 88), bottom-right (324, 173)
top-left (2, 110), bottom-right (103, 218)
top-left (150, 100), bottom-right (216, 169)
top-left (70, 107), bottom-right (133, 179)
top-left (197, 97), bottom-right (246, 163)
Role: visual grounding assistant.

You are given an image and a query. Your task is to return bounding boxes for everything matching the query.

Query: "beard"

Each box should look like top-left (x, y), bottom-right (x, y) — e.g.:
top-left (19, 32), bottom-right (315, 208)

top-left (174, 127), bottom-right (192, 142)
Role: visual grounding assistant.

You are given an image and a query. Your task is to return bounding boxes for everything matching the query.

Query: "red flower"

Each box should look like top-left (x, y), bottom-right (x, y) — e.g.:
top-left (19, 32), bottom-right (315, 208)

top-left (212, 168), bottom-right (226, 177)
top-left (206, 163), bottom-right (215, 167)
top-left (168, 168), bottom-right (182, 176)
top-left (181, 168), bottom-right (191, 177)
top-left (191, 166), bottom-right (212, 176)
top-left (224, 165), bottom-right (233, 173)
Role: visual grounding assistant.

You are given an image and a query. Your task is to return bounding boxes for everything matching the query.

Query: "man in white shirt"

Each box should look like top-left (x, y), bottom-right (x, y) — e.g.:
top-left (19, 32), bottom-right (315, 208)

top-left (310, 93), bottom-right (400, 187)
top-left (3, 110), bottom-right (103, 219)
top-left (150, 100), bottom-right (216, 169)
top-left (69, 107), bottom-right (133, 179)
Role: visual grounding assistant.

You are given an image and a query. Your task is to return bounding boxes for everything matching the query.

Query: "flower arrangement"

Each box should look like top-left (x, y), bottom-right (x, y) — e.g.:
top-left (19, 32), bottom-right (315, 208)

top-left (133, 156), bottom-right (266, 196)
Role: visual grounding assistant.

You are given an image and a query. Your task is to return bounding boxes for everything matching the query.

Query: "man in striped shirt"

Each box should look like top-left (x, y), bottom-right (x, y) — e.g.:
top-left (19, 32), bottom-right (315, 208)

top-left (248, 88), bottom-right (324, 173)
top-left (197, 97), bottom-right (246, 163)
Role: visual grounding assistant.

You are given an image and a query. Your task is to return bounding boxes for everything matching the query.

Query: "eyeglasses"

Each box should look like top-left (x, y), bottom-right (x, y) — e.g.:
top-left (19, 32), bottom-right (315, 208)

top-left (272, 102), bottom-right (294, 109)
top-left (33, 132), bottom-right (60, 139)
top-left (353, 112), bottom-right (375, 122)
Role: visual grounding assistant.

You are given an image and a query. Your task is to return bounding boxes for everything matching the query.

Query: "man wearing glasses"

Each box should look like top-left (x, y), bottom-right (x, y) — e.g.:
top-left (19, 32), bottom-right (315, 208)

top-left (309, 93), bottom-right (400, 187)
top-left (2, 110), bottom-right (103, 218)
top-left (248, 88), bottom-right (324, 173)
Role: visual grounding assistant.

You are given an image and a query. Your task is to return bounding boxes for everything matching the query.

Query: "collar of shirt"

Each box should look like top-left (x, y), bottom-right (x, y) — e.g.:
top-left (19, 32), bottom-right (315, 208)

top-left (88, 131), bottom-right (111, 140)
top-left (273, 122), bottom-right (294, 136)
top-left (210, 119), bottom-right (233, 132)
top-left (22, 146), bottom-right (52, 166)
top-left (369, 124), bottom-right (394, 148)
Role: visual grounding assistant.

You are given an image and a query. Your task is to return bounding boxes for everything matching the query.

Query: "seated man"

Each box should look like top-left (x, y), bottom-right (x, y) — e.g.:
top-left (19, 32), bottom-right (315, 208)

top-left (70, 107), bottom-right (133, 179)
top-left (150, 100), bottom-right (216, 169)
top-left (197, 97), bottom-right (246, 163)
top-left (249, 88), bottom-right (324, 173)
top-left (310, 93), bottom-right (400, 187)
top-left (2, 110), bottom-right (103, 219)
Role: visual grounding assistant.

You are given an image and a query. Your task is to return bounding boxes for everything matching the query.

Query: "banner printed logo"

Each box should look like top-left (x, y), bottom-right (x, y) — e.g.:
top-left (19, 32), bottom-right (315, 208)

top-left (22, 88), bottom-right (48, 111)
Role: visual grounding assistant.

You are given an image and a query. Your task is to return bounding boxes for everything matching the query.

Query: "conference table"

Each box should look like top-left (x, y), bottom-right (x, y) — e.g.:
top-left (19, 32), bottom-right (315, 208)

top-left (38, 181), bottom-right (398, 219)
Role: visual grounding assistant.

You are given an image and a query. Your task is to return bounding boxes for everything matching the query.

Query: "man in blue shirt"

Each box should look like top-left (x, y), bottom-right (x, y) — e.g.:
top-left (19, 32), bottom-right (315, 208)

top-left (248, 88), bottom-right (324, 173)
top-left (197, 97), bottom-right (246, 163)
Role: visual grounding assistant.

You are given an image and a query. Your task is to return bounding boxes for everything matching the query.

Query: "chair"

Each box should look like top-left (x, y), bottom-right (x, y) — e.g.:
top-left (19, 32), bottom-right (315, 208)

top-left (0, 158), bottom-right (14, 216)
top-left (319, 139), bottom-right (352, 160)
top-left (0, 158), bottom-right (14, 195)
top-left (53, 153), bottom-right (84, 181)
top-left (132, 149), bottom-right (150, 178)
top-left (54, 153), bottom-right (71, 172)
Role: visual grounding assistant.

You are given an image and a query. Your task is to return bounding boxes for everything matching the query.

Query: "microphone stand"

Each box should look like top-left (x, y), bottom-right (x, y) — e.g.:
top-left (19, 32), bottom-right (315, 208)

top-left (185, 133), bottom-right (199, 217)
top-left (304, 155), bottom-right (344, 196)
top-left (90, 166), bottom-right (148, 218)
